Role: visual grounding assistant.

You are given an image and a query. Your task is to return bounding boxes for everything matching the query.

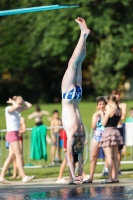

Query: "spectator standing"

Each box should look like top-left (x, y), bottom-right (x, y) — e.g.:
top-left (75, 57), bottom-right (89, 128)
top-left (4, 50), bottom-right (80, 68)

top-left (99, 94), bottom-right (123, 183)
top-left (0, 96), bottom-right (34, 184)
top-left (112, 89), bottom-right (127, 174)
top-left (10, 116), bottom-right (26, 179)
top-left (125, 108), bottom-right (133, 122)
top-left (50, 110), bottom-right (62, 165)
top-left (28, 105), bottom-right (50, 126)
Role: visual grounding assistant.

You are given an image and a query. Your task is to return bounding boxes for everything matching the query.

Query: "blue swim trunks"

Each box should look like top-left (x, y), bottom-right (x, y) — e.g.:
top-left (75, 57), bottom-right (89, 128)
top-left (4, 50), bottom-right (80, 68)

top-left (62, 85), bottom-right (82, 100)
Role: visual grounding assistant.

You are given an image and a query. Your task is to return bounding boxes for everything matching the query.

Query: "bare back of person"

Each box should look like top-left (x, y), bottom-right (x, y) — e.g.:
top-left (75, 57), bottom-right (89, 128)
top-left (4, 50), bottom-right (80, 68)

top-left (109, 106), bottom-right (122, 119)
top-left (34, 111), bottom-right (43, 123)
top-left (111, 89), bottom-right (127, 126)
top-left (28, 107), bottom-right (50, 124)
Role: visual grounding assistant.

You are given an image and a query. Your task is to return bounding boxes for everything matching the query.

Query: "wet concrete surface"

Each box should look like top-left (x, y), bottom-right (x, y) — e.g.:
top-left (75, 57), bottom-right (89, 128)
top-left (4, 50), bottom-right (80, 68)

top-left (1, 178), bottom-right (133, 199)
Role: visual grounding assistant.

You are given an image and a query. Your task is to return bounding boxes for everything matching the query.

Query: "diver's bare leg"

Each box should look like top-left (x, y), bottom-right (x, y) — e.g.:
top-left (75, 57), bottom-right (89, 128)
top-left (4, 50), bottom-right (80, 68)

top-left (76, 41), bottom-right (86, 87)
top-left (61, 19), bottom-right (90, 93)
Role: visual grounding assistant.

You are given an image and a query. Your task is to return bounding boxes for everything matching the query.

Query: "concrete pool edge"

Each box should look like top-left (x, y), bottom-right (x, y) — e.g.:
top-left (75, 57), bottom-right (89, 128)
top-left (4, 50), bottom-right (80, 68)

top-left (0, 177), bottom-right (133, 189)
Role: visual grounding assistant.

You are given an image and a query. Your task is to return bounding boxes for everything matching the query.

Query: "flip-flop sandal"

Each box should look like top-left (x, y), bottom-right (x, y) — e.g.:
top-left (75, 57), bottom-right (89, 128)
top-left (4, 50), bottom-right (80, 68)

top-left (101, 180), bottom-right (112, 184)
top-left (82, 179), bottom-right (92, 184)
top-left (0, 178), bottom-right (11, 184)
top-left (22, 175), bottom-right (35, 183)
top-left (112, 180), bottom-right (119, 183)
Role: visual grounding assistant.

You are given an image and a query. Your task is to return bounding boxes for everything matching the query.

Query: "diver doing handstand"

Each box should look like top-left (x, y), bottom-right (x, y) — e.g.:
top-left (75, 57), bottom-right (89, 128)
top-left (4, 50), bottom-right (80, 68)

top-left (61, 17), bottom-right (90, 184)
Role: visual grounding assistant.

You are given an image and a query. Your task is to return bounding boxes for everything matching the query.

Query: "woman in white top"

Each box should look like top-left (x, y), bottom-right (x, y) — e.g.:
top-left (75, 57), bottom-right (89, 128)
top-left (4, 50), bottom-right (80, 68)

top-left (0, 96), bottom-right (34, 184)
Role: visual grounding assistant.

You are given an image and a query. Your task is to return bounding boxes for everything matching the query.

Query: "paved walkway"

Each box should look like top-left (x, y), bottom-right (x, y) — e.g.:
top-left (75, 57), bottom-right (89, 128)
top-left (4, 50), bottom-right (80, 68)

top-left (1, 176), bottom-right (133, 189)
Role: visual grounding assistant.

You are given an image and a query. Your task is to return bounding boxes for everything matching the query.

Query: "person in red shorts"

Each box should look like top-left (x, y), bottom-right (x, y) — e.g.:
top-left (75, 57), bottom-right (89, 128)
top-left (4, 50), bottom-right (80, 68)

top-left (0, 96), bottom-right (34, 184)
top-left (56, 130), bottom-right (67, 183)
top-left (56, 130), bottom-right (89, 184)
top-left (10, 116), bottom-right (26, 179)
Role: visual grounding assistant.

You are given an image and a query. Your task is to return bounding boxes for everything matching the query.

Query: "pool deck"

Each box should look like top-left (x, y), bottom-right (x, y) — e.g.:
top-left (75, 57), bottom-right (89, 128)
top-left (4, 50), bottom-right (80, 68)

top-left (0, 176), bottom-right (133, 189)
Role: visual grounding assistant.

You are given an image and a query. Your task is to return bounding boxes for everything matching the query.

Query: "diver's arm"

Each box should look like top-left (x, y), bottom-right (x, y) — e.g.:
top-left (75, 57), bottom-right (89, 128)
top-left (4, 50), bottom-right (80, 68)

top-left (67, 136), bottom-right (76, 180)
top-left (78, 152), bottom-right (83, 175)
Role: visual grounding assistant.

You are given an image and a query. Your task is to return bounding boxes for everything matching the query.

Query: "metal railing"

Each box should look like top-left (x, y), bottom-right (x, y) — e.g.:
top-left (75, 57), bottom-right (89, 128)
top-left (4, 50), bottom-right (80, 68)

top-left (0, 125), bottom-right (89, 170)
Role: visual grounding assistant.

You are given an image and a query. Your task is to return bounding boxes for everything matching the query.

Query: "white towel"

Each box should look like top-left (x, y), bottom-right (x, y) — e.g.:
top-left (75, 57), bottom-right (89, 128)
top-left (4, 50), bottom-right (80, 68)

top-left (125, 122), bottom-right (133, 146)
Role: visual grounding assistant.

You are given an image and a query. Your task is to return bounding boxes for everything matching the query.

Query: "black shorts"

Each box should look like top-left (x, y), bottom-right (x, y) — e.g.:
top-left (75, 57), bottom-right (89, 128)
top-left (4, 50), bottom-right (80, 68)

top-left (36, 122), bottom-right (43, 126)
top-left (118, 127), bottom-right (124, 151)
top-left (73, 154), bottom-right (78, 163)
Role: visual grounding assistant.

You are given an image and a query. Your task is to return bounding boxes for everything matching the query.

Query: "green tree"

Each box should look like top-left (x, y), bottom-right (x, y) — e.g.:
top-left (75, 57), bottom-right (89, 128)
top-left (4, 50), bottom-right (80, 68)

top-left (90, 0), bottom-right (133, 95)
top-left (0, 0), bottom-right (133, 103)
top-left (0, 0), bottom-right (94, 103)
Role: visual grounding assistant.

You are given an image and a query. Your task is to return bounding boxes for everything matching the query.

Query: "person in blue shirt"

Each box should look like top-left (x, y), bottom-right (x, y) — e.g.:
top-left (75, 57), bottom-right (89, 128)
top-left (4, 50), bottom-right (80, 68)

top-left (125, 108), bottom-right (133, 122)
top-left (83, 97), bottom-right (107, 183)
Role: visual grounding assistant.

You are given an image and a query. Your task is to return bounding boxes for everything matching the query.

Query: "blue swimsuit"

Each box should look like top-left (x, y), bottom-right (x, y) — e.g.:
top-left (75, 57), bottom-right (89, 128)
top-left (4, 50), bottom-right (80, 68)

top-left (93, 115), bottom-right (104, 142)
top-left (62, 85), bottom-right (82, 100)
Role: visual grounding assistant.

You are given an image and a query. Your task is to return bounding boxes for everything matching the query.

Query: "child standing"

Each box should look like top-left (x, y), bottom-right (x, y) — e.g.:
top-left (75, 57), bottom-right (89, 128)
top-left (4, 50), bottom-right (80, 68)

top-left (83, 97), bottom-right (107, 183)
top-left (50, 110), bottom-right (62, 164)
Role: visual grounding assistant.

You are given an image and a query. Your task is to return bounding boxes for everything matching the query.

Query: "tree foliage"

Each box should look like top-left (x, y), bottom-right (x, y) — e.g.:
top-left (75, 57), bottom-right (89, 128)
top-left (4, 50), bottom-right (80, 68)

top-left (0, 0), bottom-right (133, 103)
top-left (90, 0), bottom-right (133, 95)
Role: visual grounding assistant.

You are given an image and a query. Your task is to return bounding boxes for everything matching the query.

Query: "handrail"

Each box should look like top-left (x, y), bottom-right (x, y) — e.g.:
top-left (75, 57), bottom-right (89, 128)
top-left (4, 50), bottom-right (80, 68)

top-left (0, 125), bottom-right (89, 169)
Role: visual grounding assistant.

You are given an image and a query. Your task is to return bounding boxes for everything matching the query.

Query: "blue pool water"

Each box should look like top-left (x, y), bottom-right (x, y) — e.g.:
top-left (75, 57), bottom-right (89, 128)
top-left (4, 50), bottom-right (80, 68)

top-left (1, 186), bottom-right (133, 199)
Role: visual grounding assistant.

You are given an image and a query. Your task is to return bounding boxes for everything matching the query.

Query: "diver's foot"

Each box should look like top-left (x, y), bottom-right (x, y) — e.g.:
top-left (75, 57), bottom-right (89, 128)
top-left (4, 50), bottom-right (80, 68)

top-left (77, 17), bottom-right (88, 29)
top-left (75, 17), bottom-right (90, 36)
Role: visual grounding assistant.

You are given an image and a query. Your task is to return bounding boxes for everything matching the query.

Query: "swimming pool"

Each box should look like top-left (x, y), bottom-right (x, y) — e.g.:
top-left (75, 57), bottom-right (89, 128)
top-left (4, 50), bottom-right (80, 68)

top-left (1, 186), bottom-right (133, 200)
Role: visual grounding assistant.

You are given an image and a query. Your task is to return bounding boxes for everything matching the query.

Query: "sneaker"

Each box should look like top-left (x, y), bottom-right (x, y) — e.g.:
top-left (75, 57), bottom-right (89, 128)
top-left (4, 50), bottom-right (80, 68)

top-left (50, 162), bottom-right (55, 165)
top-left (22, 175), bottom-right (35, 183)
top-left (56, 178), bottom-right (66, 183)
top-left (83, 175), bottom-right (90, 182)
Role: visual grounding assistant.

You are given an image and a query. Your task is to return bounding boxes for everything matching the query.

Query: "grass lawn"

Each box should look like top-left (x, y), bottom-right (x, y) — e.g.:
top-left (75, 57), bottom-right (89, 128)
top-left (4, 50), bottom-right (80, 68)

top-left (0, 100), bottom-right (133, 180)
